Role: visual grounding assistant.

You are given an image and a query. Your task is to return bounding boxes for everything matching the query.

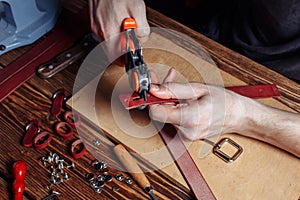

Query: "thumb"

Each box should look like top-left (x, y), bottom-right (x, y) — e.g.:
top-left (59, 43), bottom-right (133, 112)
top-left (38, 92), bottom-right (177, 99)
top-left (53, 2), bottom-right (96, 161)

top-left (150, 82), bottom-right (209, 100)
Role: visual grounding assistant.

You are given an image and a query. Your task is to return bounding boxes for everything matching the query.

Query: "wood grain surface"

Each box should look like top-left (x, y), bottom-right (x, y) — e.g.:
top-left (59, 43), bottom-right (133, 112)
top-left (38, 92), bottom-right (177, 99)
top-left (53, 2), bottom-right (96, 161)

top-left (0, 0), bottom-right (299, 199)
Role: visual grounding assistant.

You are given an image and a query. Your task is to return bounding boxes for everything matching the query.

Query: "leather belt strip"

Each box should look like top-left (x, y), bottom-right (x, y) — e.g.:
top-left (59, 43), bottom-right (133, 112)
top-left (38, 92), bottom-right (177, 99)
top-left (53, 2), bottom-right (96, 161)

top-left (156, 123), bottom-right (217, 200)
top-left (119, 84), bottom-right (281, 110)
top-left (0, 9), bottom-right (90, 102)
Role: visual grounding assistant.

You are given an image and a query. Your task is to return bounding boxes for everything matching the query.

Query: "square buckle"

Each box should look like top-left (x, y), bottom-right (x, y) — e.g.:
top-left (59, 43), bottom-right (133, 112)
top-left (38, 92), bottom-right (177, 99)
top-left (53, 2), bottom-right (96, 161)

top-left (213, 138), bottom-right (243, 163)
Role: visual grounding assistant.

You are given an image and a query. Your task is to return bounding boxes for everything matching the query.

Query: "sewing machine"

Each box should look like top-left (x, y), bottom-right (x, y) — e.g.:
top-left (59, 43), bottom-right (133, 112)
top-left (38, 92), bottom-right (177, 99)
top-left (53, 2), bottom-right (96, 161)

top-left (0, 0), bottom-right (61, 55)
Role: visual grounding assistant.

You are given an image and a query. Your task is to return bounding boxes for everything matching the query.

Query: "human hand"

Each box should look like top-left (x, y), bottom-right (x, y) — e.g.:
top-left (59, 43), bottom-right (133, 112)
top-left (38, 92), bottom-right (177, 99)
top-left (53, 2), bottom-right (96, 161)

top-left (148, 69), bottom-right (248, 141)
top-left (89, 0), bottom-right (150, 41)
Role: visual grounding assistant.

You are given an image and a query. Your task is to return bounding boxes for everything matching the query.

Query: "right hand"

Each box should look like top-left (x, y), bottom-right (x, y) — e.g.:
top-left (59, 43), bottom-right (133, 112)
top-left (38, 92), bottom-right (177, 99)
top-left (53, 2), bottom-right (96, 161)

top-left (89, 0), bottom-right (150, 42)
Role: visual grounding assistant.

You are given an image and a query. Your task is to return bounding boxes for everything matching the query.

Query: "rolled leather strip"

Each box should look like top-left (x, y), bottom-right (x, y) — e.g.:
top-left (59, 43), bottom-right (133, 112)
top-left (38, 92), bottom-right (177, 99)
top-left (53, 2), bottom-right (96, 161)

top-left (63, 110), bottom-right (81, 128)
top-left (22, 119), bottom-right (40, 147)
top-left (55, 121), bottom-right (73, 139)
top-left (33, 131), bottom-right (52, 150)
top-left (70, 139), bottom-right (87, 159)
top-left (51, 89), bottom-right (67, 119)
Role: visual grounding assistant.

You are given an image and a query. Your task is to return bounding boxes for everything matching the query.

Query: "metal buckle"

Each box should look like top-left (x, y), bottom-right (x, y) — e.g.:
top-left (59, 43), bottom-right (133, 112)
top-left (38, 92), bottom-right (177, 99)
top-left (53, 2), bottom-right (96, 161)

top-left (213, 138), bottom-right (243, 163)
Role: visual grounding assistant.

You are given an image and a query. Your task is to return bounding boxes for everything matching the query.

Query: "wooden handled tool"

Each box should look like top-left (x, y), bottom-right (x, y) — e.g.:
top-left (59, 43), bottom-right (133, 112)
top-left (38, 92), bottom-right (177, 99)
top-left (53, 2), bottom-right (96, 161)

top-left (114, 144), bottom-right (158, 200)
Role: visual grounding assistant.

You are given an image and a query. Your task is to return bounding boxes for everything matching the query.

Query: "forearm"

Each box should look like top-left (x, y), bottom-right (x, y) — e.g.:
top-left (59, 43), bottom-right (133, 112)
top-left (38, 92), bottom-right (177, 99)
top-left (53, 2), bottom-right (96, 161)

top-left (239, 99), bottom-right (300, 158)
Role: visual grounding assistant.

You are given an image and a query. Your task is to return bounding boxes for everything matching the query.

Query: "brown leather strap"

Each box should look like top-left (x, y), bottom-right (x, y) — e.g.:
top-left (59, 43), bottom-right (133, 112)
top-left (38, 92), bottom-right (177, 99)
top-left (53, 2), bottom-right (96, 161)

top-left (156, 123), bottom-right (216, 200)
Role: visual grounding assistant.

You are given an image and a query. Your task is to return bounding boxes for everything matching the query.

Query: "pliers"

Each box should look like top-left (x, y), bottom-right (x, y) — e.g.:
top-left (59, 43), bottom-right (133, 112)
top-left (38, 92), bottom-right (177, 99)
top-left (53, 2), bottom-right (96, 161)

top-left (121, 18), bottom-right (151, 102)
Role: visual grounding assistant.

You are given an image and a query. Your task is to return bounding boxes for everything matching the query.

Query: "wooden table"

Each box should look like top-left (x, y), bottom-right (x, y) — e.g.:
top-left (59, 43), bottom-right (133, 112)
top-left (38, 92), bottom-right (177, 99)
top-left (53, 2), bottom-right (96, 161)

top-left (0, 1), bottom-right (299, 200)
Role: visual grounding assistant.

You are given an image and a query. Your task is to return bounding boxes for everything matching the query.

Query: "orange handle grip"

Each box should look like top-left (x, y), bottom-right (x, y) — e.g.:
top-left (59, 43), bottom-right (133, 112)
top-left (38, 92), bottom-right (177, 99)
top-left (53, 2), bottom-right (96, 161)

top-left (122, 18), bottom-right (137, 31)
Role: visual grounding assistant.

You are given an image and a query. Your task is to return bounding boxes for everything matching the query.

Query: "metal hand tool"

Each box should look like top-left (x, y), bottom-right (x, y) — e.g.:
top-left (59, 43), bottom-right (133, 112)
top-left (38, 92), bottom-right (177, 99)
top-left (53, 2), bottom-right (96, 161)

top-left (121, 18), bottom-right (151, 102)
top-left (42, 190), bottom-right (60, 200)
top-left (114, 144), bottom-right (158, 200)
top-left (37, 34), bottom-right (98, 79)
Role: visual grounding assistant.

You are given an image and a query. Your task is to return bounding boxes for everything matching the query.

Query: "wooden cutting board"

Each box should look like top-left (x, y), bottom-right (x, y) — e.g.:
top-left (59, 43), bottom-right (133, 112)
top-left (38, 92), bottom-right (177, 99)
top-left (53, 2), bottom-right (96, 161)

top-left (68, 32), bottom-right (300, 200)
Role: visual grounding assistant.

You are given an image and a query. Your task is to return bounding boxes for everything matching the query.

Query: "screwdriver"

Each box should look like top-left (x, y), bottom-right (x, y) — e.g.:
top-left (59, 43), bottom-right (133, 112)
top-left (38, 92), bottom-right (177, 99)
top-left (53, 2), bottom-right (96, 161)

top-left (114, 144), bottom-right (158, 200)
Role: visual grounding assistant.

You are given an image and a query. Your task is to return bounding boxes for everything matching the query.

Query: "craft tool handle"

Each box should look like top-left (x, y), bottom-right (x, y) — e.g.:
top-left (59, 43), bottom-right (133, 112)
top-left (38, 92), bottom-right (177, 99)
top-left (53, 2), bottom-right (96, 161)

top-left (12, 160), bottom-right (26, 200)
top-left (114, 144), bottom-right (151, 188)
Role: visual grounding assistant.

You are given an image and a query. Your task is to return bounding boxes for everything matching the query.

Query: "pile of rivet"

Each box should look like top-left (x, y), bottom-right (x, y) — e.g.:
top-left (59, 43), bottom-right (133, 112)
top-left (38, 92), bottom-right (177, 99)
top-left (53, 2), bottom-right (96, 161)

top-left (41, 152), bottom-right (75, 190)
top-left (86, 159), bottom-right (134, 194)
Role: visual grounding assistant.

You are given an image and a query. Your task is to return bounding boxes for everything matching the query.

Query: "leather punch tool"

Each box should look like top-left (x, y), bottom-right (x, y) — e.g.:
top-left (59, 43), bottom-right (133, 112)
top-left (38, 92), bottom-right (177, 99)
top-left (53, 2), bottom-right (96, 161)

top-left (121, 18), bottom-right (151, 103)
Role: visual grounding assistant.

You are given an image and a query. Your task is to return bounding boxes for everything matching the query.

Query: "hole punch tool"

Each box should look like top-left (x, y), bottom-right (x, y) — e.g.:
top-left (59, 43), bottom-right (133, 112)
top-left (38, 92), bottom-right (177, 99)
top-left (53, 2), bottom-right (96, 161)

top-left (121, 18), bottom-right (151, 102)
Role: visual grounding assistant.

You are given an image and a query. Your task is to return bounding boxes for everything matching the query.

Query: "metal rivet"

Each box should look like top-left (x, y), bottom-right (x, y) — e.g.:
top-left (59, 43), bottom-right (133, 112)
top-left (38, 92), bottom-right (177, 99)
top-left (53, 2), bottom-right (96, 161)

top-left (90, 181), bottom-right (98, 189)
top-left (115, 174), bottom-right (124, 181)
top-left (85, 173), bottom-right (94, 181)
top-left (94, 163), bottom-right (102, 171)
top-left (97, 175), bottom-right (105, 182)
top-left (66, 162), bottom-right (75, 169)
top-left (96, 181), bottom-right (105, 188)
top-left (0, 44), bottom-right (6, 51)
top-left (124, 177), bottom-right (133, 184)
top-left (112, 186), bottom-right (120, 191)
top-left (104, 174), bottom-right (113, 182)
top-left (94, 187), bottom-right (102, 193)
top-left (63, 172), bottom-right (70, 180)
top-left (92, 138), bottom-right (101, 146)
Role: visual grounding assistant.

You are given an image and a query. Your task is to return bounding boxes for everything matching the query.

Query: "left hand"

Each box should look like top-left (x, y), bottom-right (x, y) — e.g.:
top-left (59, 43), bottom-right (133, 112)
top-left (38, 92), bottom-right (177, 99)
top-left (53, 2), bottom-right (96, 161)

top-left (148, 68), bottom-right (246, 140)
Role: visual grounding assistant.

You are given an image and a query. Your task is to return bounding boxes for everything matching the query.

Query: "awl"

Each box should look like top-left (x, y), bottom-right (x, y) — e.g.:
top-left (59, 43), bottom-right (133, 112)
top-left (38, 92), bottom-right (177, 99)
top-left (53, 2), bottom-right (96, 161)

top-left (114, 144), bottom-right (158, 200)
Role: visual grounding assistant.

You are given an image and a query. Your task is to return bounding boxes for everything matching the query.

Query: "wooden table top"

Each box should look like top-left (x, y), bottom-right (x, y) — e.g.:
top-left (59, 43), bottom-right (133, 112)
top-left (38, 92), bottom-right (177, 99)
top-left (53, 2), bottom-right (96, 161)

top-left (0, 1), bottom-right (299, 200)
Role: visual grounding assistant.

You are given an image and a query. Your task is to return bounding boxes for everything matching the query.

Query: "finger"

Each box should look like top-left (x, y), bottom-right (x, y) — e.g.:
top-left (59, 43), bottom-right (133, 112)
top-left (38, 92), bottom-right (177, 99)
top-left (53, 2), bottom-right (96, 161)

top-left (149, 70), bottom-right (160, 84)
top-left (150, 82), bottom-right (209, 100)
top-left (163, 67), bottom-right (177, 83)
top-left (131, 3), bottom-right (150, 41)
top-left (149, 103), bottom-right (185, 126)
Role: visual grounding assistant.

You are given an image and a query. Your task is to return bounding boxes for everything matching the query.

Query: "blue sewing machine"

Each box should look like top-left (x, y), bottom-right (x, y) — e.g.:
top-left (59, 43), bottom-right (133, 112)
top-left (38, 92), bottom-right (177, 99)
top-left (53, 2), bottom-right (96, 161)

top-left (0, 0), bottom-right (61, 55)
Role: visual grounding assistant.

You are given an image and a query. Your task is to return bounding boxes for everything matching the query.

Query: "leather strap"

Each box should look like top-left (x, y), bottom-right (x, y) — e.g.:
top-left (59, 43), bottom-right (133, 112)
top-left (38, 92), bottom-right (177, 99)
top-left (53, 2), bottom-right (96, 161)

top-left (156, 123), bottom-right (216, 200)
top-left (226, 84), bottom-right (280, 98)
top-left (119, 84), bottom-right (280, 110)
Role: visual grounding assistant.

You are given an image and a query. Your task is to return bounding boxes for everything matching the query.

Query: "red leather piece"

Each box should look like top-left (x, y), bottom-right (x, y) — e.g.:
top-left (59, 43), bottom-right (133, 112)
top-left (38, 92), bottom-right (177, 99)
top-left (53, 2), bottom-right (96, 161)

top-left (51, 89), bottom-right (67, 118)
top-left (70, 139), bottom-right (87, 159)
top-left (63, 110), bottom-right (81, 128)
top-left (33, 131), bottom-right (52, 150)
top-left (119, 92), bottom-right (180, 110)
top-left (226, 84), bottom-right (280, 98)
top-left (119, 84), bottom-right (280, 110)
top-left (22, 119), bottom-right (40, 147)
top-left (55, 122), bottom-right (73, 139)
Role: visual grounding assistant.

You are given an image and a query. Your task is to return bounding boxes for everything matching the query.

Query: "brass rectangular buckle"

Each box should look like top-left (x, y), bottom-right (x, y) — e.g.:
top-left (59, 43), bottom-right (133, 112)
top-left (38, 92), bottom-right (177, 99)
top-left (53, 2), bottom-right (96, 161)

top-left (213, 138), bottom-right (243, 163)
